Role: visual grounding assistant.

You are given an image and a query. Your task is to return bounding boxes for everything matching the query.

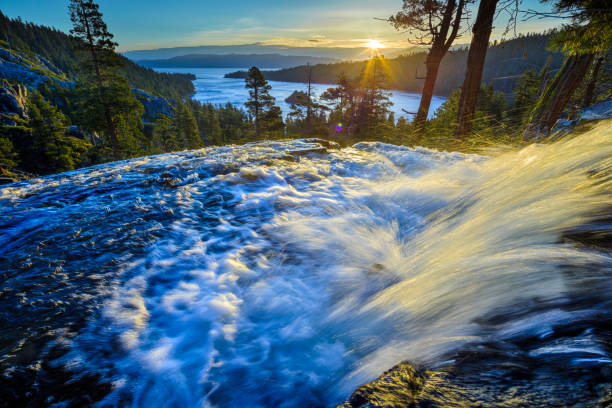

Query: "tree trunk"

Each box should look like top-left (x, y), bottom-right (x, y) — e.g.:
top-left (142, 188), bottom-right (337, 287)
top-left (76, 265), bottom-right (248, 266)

top-left (414, 53), bottom-right (442, 134)
top-left (78, 0), bottom-right (120, 160)
top-left (582, 55), bottom-right (604, 109)
top-left (105, 109), bottom-right (120, 160)
top-left (306, 63), bottom-right (312, 136)
top-left (454, 0), bottom-right (499, 139)
top-left (254, 86), bottom-right (259, 139)
top-left (412, 0), bottom-right (464, 136)
top-left (523, 53), bottom-right (594, 142)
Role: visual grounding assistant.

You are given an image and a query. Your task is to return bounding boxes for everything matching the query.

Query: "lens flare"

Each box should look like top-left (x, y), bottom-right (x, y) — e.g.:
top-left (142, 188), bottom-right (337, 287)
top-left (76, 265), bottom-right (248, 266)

top-left (365, 40), bottom-right (385, 49)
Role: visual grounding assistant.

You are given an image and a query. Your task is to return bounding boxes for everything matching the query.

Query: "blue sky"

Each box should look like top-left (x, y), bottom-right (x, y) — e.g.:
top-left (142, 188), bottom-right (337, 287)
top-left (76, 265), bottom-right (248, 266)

top-left (1, 0), bottom-right (560, 51)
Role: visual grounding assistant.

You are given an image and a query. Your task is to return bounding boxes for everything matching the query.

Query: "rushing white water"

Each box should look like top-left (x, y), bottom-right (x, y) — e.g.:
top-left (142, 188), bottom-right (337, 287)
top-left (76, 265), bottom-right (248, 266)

top-left (1, 123), bottom-right (610, 407)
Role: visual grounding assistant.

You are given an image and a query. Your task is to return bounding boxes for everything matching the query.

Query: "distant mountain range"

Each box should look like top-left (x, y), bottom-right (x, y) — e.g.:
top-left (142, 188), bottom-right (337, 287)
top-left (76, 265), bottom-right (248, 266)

top-left (137, 53), bottom-right (339, 69)
top-left (224, 33), bottom-right (563, 97)
top-left (123, 43), bottom-right (403, 61)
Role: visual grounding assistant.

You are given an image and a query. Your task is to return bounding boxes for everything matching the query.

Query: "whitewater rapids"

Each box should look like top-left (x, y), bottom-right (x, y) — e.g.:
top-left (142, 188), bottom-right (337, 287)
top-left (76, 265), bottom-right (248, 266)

top-left (0, 122), bottom-right (610, 407)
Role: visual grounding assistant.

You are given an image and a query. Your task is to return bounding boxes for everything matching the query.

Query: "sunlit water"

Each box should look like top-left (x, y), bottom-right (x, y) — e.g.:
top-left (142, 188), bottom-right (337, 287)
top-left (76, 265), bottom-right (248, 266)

top-left (0, 123), bottom-right (610, 407)
top-left (153, 67), bottom-right (446, 120)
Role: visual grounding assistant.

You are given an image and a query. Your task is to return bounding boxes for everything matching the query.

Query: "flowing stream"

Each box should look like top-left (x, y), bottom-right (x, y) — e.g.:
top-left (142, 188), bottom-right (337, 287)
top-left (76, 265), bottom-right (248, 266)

top-left (0, 123), bottom-right (610, 407)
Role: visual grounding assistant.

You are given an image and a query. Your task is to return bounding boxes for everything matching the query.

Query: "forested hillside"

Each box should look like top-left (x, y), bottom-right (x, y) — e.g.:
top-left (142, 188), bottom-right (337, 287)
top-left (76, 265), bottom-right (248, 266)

top-left (0, 10), bottom-right (195, 99)
top-left (226, 33), bottom-right (565, 97)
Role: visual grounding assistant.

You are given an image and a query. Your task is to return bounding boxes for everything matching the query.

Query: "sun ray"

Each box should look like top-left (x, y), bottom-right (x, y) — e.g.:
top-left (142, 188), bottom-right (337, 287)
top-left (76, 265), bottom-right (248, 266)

top-left (365, 39), bottom-right (385, 49)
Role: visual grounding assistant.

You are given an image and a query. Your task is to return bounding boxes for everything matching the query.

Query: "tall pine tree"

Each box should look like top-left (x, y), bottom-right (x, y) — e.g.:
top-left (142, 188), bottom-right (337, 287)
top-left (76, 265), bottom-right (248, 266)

top-left (151, 114), bottom-right (180, 153)
top-left (175, 103), bottom-right (202, 149)
top-left (68, 0), bottom-right (144, 160)
top-left (245, 67), bottom-right (283, 139)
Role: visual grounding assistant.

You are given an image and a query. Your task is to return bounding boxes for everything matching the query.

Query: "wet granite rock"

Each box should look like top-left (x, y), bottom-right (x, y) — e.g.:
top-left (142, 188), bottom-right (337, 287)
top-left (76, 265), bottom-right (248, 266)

top-left (339, 363), bottom-right (429, 408)
top-left (550, 100), bottom-right (612, 138)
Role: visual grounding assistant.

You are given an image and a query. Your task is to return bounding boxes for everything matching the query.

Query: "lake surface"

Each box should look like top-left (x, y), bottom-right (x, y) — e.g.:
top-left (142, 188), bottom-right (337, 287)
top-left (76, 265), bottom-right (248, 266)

top-left (154, 67), bottom-right (446, 120)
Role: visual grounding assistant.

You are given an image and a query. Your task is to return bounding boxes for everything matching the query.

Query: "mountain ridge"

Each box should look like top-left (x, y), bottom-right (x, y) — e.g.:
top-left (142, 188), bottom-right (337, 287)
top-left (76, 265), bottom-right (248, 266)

top-left (124, 43), bottom-right (403, 61)
top-left (224, 33), bottom-right (564, 97)
top-left (137, 53), bottom-right (339, 69)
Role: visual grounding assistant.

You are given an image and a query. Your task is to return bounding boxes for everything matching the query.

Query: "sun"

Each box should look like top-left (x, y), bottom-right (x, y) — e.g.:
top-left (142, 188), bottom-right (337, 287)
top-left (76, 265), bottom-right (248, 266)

top-left (365, 40), bottom-right (385, 49)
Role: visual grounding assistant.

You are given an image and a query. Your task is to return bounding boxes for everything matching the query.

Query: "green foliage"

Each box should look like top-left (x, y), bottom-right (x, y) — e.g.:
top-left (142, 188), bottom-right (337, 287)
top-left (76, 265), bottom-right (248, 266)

top-left (12, 91), bottom-right (91, 174)
top-left (0, 131), bottom-right (17, 170)
top-left (423, 85), bottom-right (513, 150)
top-left (151, 114), bottom-right (179, 153)
top-left (321, 61), bottom-right (392, 141)
top-left (193, 103), bottom-right (223, 145)
top-left (68, 0), bottom-right (120, 77)
top-left (175, 102), bottom-right (202, 149)
top-left (285, 91), bottom-right (330, 137)
top-left (510, 69), bottom-right (543, 126)
top-left (0, 10), bottom-right (194, 99)
top-left (68, 1), bottom-right (148, 160)
top-left (77, 76), bottom-right (146, 160)
top-left (245, 67), bottom-right (284, 139)
top-left (148, 101), bottom-right (252, 154)
top-left (216, 102), bottom-right (252, 144)
top-left (548, 0), bottom-right (612, 55)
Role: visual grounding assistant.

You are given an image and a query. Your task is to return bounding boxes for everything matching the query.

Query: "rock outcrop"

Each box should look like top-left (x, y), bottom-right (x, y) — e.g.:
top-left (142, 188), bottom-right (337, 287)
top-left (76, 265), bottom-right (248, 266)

top-left (0, 83), bottom-right (28, 125)
top-left (0, 47), bottom-right (73, 88)
top-left (549, 99), bottom-right (612, 139)
top-left (338, 358), bottom-right (612, 408)
top-left (132, 88), bottom-right (175, 121)
top-left (0, 45), bottom-right (179, 125)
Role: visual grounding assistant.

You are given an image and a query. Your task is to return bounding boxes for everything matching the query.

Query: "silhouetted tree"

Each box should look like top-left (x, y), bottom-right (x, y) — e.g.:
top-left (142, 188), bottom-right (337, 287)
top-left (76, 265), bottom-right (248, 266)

top-left (245, 67), bottom-right (283, 139)
top-left (389, 0), bottom-right (468, 134)
top-left (322, 64), bottom-right (392, 139)
top-left (454, 0), bottom-right (500, 138)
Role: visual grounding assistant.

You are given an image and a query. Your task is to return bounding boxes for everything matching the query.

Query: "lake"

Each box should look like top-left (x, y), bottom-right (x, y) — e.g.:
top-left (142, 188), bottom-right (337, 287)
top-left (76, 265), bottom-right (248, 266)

top-left (154, 67), bottom-right (446, 120)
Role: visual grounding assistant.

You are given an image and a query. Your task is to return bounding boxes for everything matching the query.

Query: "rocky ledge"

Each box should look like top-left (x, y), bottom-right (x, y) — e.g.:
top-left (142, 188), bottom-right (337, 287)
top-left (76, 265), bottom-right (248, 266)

top-left (0, 45), bottom-right (176, 123)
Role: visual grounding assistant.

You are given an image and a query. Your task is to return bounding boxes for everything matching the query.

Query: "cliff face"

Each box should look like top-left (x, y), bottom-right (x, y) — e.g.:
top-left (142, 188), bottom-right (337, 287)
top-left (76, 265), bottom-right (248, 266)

top-left (0, 83), bottom-right (28, 125)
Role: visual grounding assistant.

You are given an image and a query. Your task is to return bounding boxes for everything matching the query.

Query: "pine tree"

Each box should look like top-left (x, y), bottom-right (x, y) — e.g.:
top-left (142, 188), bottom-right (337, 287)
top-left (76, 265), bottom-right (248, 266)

top-left (175, 103), bottom-right (201, 149)
top-left (510, 69), bottom-right (542, 126)
top-left (26, 91), bottom-right (90, 174)
top-left (0, 132), bottom-right (17, 172)
top-left (321, 68), bottom-right (391, 140)
top-left (245, 67), bottom-right (283, 139)
top-left (152, 114), bottom-right (179, 153)
top-left (206, 104), bottom-right (223, 145)
top-left (68, 0), bottom-right (144, 160)
top-left (68, 0), bottom-right (120, 82)
top-left (78, 76), bottom-right (145, 159)
top-left (321, 73), bottom-right (359, 137)
top-left (389, 0), bottom-right (468, 134)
